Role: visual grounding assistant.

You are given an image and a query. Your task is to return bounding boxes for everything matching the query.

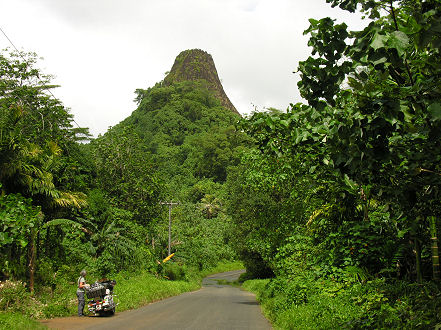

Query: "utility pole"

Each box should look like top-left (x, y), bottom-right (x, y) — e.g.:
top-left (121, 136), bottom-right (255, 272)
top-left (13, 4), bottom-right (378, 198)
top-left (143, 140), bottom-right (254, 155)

top-left (160, 201), bottom-right (179, 256)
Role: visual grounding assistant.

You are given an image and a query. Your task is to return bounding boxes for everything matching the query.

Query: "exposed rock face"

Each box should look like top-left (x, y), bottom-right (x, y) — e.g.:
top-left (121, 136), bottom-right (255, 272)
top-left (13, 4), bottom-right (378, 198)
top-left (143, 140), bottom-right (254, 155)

top-left (164, 49), bottom-right (239, 115)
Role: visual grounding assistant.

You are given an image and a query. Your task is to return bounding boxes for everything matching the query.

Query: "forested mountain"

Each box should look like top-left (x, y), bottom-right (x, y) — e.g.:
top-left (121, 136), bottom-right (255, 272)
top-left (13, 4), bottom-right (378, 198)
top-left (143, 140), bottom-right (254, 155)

top-left (0, 48), bottom-right (245, 296)
top-left (102, 49), bottom-right (245, 195)
top-left (89, 49), bottom-right (249, 269)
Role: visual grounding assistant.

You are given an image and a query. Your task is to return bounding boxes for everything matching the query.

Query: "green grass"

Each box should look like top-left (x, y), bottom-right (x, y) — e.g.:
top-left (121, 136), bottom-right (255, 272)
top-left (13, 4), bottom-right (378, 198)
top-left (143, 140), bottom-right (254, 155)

top-left (0, 312), bottom-right (46, 330)
top-left (199, 260), bottom-right (244, 279)
top-left (114, 271), bottom-right (199, 311)
top-left (115, 260), bottom-right (243, 311)
top-left (243, 278), bottom-right (364, 329)
top-left (242, 275), bottom-right (441, 330)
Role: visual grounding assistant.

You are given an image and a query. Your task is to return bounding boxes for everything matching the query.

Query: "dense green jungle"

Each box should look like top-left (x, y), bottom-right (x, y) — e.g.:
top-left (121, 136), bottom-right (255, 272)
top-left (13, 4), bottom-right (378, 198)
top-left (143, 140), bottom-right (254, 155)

top-left (2, 0), bottom-right (441, 329)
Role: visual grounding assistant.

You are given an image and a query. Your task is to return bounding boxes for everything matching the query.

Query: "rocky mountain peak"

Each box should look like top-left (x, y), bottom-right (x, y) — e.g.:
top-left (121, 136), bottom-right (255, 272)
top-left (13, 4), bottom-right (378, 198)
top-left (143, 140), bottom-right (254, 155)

top-left (163, 49), bottom-right (239, 115)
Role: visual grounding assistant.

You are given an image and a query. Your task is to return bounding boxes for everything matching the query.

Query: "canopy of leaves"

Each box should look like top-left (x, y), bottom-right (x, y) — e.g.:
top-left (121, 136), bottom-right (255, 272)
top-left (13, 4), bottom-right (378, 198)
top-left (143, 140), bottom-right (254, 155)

top-left (0, 50), bottom-right (89, 210)
top-left (228, 0), bottom-right (441, 285)
top-left (118, 80), bottom-right (248, 198)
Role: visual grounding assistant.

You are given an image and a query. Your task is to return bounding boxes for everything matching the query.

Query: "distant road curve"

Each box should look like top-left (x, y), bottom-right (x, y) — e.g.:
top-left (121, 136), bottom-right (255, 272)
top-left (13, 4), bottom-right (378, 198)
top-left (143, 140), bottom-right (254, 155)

top-left (41, 270), bottom-right (272, 330)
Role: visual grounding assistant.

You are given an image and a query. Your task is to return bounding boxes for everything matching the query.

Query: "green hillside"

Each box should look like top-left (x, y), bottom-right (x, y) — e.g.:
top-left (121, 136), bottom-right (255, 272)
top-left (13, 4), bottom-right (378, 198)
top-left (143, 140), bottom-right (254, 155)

top-left (86, 50), bottom-right (250, 273)
top-left (120, 80), bottom-right (245, 193)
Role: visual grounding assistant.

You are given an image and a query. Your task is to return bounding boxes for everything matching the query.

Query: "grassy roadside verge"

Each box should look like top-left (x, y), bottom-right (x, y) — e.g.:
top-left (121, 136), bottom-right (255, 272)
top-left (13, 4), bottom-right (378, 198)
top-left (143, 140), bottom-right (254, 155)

top-left (0, 260), bottom-right (243, 330)
top-left (116, 260), bottom-right (243, 311)
top-left (0, 313), bottom-right (46, 330)
top-left (242, 274), bottom-right (441, 329)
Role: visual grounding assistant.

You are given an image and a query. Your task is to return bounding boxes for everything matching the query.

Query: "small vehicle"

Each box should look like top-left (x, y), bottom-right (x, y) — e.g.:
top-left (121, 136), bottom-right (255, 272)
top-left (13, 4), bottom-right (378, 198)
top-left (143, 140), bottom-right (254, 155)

top-left (86, 279), bottom-right (117, 316)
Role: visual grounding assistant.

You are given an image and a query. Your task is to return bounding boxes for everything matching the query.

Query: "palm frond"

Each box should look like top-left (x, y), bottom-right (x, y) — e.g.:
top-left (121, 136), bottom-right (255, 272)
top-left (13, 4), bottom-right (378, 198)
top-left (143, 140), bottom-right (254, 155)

top-left (75, 217), bottom-right (98, 232)
top-left (53, 191), bottom-right (88, 209)
top-left (46, 141), bottom-right (62, 156)
top-left (307, 204), bottom-right (332, 227)
top-left (43, 218), bottom-right (93, 235)
top-left (26, 143), bottom-right (43, 158)
top-left (43, 218), bottom-right (82, 229)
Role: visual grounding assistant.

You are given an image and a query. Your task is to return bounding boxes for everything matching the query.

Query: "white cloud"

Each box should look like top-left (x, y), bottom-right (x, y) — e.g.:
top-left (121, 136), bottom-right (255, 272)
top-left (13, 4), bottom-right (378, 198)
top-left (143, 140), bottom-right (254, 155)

top-left (0, 0), bottom-right (366, 136)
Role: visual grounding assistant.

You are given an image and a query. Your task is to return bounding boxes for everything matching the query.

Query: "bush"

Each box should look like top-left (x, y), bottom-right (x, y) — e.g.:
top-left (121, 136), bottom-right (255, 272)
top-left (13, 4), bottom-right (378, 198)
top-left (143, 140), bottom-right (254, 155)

top-left (263, 277), bottom-right (309, 313)
top-left (53, 264), bottom-right (77, 285)
top-left (239, 250), bottom-right (274, 279)
top-left (346, 279), bottom-right (441, 329)
top-left (243, 273), bottom-right (441, 329)
top-left (35, 258), bottom-right (56, 288)
top-left (162, 263), bottom-right (188, 281)
top-left (238, 271), bottom-right (255, 283)
top-left (0, 280), bottom-right (30, 312)
top-left (42, 303), bottom-right (71, 318)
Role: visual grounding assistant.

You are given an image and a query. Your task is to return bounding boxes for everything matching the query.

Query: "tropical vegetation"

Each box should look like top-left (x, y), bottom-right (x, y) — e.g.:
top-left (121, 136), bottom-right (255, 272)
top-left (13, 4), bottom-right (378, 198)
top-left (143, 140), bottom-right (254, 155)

top-left (230, 0), bottom-right (441, 328)
top-left (1, 0), bottom-right (441, 328)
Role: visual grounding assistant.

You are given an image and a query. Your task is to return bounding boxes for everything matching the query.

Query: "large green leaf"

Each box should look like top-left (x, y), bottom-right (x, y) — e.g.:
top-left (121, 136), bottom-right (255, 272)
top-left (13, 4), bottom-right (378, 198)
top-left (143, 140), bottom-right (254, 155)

top-left (370, 33), bottom-right (388, 50)
top-left (388, 31), bottom-right (410, 56)
top-left (428, 102), bottom-right (441, 121)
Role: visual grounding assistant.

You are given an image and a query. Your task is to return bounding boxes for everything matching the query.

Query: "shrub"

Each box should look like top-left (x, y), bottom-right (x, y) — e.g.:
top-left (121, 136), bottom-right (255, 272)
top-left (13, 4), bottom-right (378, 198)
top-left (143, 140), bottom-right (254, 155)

top-left (162, 263), bottom-right (188, 281)
top-left (259, 277), bottom-right (311, 320)
top-left (0, 280), bottom-right (30, 312)
top-left (42, 303), bottom-right (71, 318)
top-left (238, 271), bottom-right (255, 283)
top-left (244, 273), bottom-right (441, 329)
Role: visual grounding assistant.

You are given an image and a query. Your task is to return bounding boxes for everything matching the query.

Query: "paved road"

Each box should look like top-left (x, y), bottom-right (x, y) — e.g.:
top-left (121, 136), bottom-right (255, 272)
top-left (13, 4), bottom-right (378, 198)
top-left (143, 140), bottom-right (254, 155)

top-left (41, 270), bottom-right (272, 330)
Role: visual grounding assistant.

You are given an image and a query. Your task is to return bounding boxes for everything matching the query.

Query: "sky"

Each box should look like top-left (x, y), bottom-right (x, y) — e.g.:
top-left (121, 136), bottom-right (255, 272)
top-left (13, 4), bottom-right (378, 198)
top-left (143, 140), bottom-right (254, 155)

top-left (0, 0), bottom-right (367, 137)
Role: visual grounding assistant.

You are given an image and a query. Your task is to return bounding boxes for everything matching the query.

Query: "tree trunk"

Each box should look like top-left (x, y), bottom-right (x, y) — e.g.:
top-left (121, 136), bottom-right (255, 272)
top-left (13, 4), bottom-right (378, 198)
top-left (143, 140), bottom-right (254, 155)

top-left (429, 216), bottom-right (440, 281)
top-left (28, 227), bottom-right (36, 294)
top-left (415, 238), bottom-right (423, 283)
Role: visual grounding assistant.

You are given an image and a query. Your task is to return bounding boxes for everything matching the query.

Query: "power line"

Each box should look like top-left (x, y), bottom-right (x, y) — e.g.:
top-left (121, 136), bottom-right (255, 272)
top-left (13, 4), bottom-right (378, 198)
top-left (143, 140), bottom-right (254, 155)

top-left (0, 25), bottom-right (83, 130)
top-left (0, 26), bottom-right (19, 51)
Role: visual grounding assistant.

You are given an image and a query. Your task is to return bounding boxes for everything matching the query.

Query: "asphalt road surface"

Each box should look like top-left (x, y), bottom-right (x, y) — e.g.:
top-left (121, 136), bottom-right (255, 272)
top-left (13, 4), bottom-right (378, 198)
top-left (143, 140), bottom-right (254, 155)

top-left (41, 270), bottom-right (272, 330)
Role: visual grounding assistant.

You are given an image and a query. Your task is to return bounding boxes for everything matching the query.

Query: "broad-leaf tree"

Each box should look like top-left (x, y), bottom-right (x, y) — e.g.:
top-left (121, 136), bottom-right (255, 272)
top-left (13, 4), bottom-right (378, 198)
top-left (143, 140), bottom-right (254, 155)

top-left (238, 0), bottom-right (441, 281)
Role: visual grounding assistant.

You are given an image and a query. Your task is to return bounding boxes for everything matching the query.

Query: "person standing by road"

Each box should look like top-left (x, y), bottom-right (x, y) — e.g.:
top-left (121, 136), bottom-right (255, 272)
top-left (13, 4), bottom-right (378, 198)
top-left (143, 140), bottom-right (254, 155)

top-left (77, 270), bottom-right (88, 316)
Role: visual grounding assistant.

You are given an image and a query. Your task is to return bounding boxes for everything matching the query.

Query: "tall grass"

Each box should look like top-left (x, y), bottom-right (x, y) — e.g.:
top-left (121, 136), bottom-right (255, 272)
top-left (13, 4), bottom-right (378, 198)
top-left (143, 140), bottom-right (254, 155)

top-left (0, 312), bottom-right (46, 330)
top-left (114, 270), bottom-right (199, 311)
top-left (243, 278), bottom-right (365, 329)
top-left (243, 275), bottom-right (441, 329)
